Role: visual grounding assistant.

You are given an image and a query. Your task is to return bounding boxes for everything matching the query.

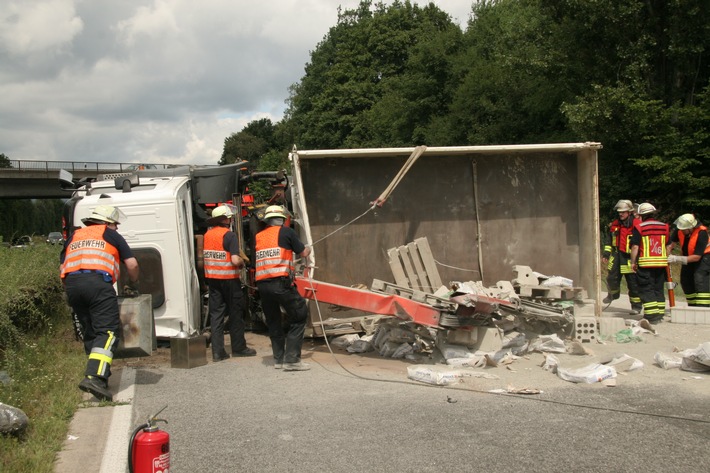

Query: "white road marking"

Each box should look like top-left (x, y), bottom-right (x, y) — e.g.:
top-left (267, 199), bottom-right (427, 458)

top-left (100, 367), bottom-right (136, 473)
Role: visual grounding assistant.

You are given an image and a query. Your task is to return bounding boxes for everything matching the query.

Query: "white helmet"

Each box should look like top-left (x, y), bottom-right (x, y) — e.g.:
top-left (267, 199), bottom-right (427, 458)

top-left (614, 200), bottom-right (633, 212)
top-left (211, 205), bottom-right (234, 219)
top-left (637, 203), bottom-right (657, 215)
top-left (264, 205), bottom-right (287, 219)
top-left (84, 205), bottom-right (123, 225)
top-left (674, 213), bottom-right (697, 230)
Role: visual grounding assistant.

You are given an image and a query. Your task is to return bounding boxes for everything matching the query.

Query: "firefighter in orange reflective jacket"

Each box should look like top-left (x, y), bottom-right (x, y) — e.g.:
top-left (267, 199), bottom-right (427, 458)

top-left (60, 205), bottom-right (139, 402)
top-left (602, 200), bottom-right (642, 314)
top-left (203, 205), bottom-right (256, 361)
top-left (255, 205), bottom-right (312, 371)
top-left (667, 213), bottom-right (710, 307)
top-left (630, 203), bottom-right (670, 324)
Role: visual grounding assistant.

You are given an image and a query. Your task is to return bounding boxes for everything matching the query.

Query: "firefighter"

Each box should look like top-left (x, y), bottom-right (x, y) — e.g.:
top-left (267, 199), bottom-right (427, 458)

top-left (602, 200), bottom-right (642, 314)
top-left (630, 203), bottom-right (670, 324)
top-left (255, 205), bottom-right (312, 371)
top-left (60, 205), bottom-right (140, 401)
top-left (667, 213), bottom-right (710, 307)
top-left (203, 205), bottom-right (256, 361)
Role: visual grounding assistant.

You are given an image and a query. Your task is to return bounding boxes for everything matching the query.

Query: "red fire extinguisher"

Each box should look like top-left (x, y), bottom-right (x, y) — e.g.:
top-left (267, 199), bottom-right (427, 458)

top-left (129, 405), bottom-right (170, 473)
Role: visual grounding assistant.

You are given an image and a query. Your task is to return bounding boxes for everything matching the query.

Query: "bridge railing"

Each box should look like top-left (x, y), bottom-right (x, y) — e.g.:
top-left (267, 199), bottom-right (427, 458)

top-left (3, 159), bottom-right (178, 172)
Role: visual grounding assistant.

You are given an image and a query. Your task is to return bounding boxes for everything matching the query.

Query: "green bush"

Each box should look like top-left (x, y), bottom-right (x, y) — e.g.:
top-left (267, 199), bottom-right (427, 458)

top-left (0, 245), bottom-right (68, 359)
top-left (0, 244), bottom-right (85, 473)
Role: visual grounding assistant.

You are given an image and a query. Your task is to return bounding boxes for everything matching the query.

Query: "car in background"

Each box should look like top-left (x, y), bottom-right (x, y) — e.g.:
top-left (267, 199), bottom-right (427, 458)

top-left (11, 235), bottom-right (34, 249)
top-left (47, 232), bottom-right (64, 245)
top-left (126, 164), bottom-right (158, 171)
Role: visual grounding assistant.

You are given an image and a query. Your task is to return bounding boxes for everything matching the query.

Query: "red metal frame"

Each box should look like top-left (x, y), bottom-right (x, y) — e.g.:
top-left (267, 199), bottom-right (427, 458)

top-left (295, 277), bottom-right (441, 327)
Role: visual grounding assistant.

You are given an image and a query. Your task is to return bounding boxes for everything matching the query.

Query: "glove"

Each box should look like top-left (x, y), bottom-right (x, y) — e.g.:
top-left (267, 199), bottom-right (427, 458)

top-left (668, 255), bottom-right (688, 265)
top-left (123, 281), bottom-right (140, 297)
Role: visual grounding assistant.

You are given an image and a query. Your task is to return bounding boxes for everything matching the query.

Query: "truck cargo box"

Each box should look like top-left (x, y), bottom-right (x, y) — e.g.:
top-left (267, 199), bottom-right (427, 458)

top-left (289, 143), bottom-right (602, 320)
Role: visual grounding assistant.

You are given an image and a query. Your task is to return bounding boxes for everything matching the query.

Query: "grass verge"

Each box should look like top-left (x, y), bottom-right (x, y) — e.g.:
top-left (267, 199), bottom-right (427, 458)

top-left (0, 244), bottom-right (87, 472)
top-left (0, 320), bottom-right (85, 472)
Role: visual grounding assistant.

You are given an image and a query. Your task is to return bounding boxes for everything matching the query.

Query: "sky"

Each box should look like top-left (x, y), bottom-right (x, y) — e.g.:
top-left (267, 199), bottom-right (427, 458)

top-left (0, 1), bottom-right (473, 167)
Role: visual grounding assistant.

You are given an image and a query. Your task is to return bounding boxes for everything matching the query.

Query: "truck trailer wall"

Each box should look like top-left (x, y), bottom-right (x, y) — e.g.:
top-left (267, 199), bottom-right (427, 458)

top-left (290, 144), bottom-right (601, 316)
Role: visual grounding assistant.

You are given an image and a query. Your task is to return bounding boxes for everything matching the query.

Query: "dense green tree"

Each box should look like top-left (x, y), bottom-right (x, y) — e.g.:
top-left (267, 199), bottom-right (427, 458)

top-left (220, 130), bottom-right (268, 166)
top-left (0, 153), bottom-right (10, 168)
top-left (285, 1), bottom-right (462, 149)
top-left (556, 0), bottom-right (710, 217)
top-left (223, 0), bottom-right (710, 220)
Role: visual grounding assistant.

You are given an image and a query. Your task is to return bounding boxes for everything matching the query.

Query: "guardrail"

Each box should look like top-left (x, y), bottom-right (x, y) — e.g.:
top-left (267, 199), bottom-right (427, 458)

top-left (2, 159), bottom-right (178, 172)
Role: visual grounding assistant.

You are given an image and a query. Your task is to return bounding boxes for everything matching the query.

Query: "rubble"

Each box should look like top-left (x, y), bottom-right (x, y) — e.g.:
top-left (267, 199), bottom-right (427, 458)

top-left (654, 342), bottom-right (710, 373)
top-left (320, 254), bottom-right (709, 389)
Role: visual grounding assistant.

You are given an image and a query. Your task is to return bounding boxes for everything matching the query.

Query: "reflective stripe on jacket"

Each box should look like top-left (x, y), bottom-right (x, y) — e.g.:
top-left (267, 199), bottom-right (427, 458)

top-left (203, 226), bottom-right (239, 279)
top-left (255, 226), bottom-right (294, 281)
top-left (637, 220), bottom-right (669, 268)
top-left (60, 225), bottom-right (120, 282)
top-left (678, 225), bottom-right (710, 256)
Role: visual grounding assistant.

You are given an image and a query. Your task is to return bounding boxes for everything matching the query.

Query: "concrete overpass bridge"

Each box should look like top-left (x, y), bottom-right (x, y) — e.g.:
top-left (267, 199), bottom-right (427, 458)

top-left (0, 159), bottom-right (178, 199)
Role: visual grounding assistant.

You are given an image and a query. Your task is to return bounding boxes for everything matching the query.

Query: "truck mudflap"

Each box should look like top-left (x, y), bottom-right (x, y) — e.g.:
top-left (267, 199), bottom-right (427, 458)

top-left (295, 277), bottom-right (440, 327)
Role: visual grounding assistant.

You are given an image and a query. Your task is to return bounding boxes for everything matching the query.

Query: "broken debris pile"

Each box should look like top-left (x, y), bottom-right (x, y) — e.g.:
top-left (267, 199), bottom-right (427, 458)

top-left (654, 342), bottom-right (710, 372)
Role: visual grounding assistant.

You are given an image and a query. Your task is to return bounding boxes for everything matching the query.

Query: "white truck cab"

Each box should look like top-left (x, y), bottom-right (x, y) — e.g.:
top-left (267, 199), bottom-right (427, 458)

top-left (61, 161), bottom-right (287, 339)
top-left (68, 174), bottom-right (201, 338)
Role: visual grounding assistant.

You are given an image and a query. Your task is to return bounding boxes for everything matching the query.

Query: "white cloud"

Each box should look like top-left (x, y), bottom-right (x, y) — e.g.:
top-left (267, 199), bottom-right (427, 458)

top-left (0, 0), bottom-right (83, 55)
top-left (0, 0), bottom-right (474, 166)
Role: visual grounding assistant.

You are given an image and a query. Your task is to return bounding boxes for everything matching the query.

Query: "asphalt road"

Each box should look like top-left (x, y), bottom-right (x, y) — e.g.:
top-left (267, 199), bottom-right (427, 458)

top-left (57, 329), bottom-right (710, 473)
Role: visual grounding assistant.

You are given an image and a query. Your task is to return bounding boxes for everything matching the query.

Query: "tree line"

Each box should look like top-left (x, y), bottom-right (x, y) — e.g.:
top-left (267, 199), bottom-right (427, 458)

top-left (222, 0), bottom-right (710, 223)
top-left (0, 154), bottom-right (64, 242)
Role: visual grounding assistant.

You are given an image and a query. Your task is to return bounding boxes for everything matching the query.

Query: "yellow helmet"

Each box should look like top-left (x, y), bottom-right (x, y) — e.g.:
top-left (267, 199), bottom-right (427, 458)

top-left (211, 205), bottom-right (234, 219)
top-left (264, 205), bottom-right (287, 219)
top-left (614, 200), bottom-right (633, 212)
top-left (85, 205), bottom-right (123, 224)
top-left (674, 213), bottom-right (697, 230)
top-left (637, 203), bottom-right (657, 215)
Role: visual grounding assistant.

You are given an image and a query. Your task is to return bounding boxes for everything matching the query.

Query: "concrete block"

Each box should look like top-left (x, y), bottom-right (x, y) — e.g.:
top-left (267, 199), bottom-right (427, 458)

top-left (471, 326), bottom-right (503, 352)
top-left (574, 316), bottom-right (598, 343)
top-left (445, 327), bottom-right (478, 347)
top-left (598, 317), bottom-right (627, 337)
top-left (670, 306), bottom-right (710, 325)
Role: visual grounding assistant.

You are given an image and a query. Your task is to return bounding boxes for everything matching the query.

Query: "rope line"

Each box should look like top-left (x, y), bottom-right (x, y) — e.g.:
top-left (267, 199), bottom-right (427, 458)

top-left (309, 205), bottom-right (375, 247)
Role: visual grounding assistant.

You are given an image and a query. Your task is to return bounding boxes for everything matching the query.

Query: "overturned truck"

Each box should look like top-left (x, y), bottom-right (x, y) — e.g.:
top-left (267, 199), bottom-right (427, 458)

top-left (287, 143), bottom-right (603, 337)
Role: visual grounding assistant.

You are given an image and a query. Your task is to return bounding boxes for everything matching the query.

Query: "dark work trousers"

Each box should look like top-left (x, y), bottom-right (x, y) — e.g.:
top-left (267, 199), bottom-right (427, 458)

top-left (606, 251), bottom-right (621, 297)
top-left (635, 266), bottom-right (667, 322)
top-left (64, 273), bottom-right (120, 382)
top-left (257, 277), bottom-right (308, 364)
top-left (607, 252), bottom-right (642, 309)
top-left (680, 254), bottom-right (710, 307)
top-left (207, 278), bottom-right (247, 358)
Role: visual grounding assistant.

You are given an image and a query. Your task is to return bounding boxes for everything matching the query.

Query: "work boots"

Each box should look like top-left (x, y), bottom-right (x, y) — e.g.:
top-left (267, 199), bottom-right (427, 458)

top-left (283, 362), bottom-right (310, 371)
top-left (232, 347), bottom-right (257, 357)
top-left (602, 293), bottom-right (620, 304)
top-left (79, 376), bottom-right (112, 402)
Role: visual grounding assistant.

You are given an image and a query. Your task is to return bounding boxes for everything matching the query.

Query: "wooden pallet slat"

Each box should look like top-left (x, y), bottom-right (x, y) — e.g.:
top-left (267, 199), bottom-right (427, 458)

top-left (386, 237), bottom-right (442, 295)
top-left (415, 237), bottom-right (443, 290)
top-left (406, 241), bottom-right (430, 292)
top-left (398, 245), bottom-right (421, 290)
top-left (387, 247), bottom-right (409, 288)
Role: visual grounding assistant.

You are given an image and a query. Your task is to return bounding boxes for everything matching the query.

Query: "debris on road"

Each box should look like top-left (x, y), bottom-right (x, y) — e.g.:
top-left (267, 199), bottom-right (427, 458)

top-left (654, 342), bottom-right (710, 372)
